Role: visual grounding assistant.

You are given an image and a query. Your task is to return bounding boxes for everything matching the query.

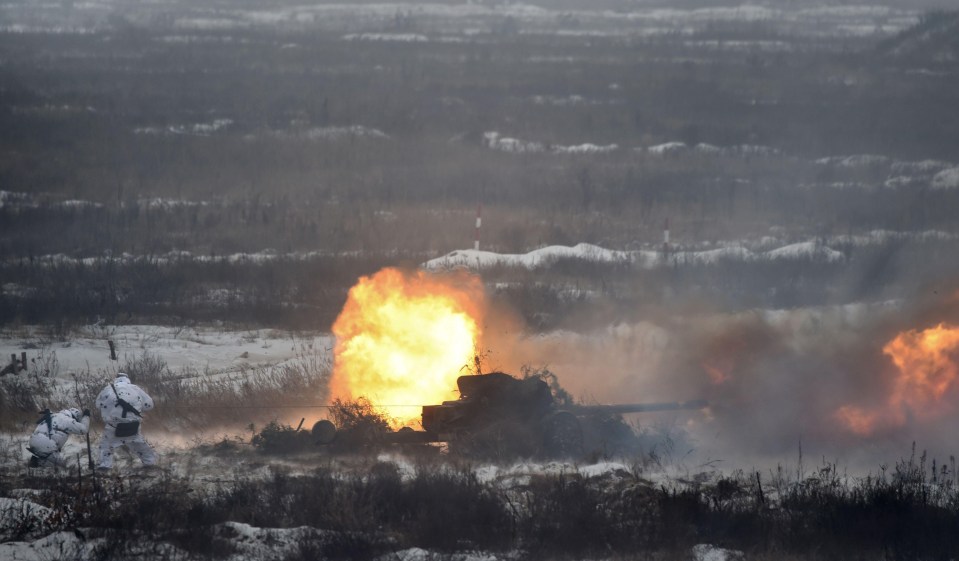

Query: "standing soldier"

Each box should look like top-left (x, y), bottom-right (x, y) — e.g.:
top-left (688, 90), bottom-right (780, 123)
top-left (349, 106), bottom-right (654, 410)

top-left (27, 408), bottom-right (90, 468)
top-left (95, 372), bottom-right (157, 471)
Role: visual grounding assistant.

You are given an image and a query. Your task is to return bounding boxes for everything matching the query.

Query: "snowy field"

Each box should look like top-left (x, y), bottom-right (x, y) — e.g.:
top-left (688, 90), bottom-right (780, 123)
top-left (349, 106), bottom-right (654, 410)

top-left (0, 446), bottom-right (747, 561)
top-left (0, 324), bottom-right (756, 561)
top-left (0, 324), bottom-right (332, 378)
top-left (2, 0), bottom-right (958, 557)
top-left (0, 1), bottom-right (921, 39)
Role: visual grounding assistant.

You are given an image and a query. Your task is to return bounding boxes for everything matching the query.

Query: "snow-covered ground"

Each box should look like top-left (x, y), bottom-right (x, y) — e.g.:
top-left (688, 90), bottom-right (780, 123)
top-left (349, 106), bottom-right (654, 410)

top-left (0, 316), bottom-right (942, 559)
top-left (0, 435), bottom-right (741, 561)
top-left (0, 1), bottom-right (919, 39)
top-left (134, 118), bottom-right (233, 137)
top-left (0, 325), bottom-right (331, 377)
top-left (423, 240), bottom-right (847, 271)
top-left (0, 229), bottom-right (952, 273)
top-left (0, 325), bottom-right (334, 489)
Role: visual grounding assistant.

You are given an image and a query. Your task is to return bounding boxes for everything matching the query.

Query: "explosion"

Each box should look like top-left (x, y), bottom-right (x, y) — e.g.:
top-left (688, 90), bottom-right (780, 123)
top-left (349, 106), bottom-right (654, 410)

top-left (329, 268), bottom-right (486, 424)
top-left (836, 322), bottom-right (959, 435)
top-left (885, 323), bottom-right (959, 418)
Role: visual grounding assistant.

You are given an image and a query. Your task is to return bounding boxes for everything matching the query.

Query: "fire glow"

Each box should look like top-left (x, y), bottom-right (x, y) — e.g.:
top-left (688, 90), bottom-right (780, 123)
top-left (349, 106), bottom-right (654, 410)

top-left (329, 268), bottom-right (485, 424)
top-left (836, 322), bottom-right (959, 435)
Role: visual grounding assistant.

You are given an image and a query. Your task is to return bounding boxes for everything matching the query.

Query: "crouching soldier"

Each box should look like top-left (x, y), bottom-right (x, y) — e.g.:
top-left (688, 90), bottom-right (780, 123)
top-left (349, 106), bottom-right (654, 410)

top-left (27, 408), bottom-right (90, 468)
top-left (95, 372), bottom-right (157, 471)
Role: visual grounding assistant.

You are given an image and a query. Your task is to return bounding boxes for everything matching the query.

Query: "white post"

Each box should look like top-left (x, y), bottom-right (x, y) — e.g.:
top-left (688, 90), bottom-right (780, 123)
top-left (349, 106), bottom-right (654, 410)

top-left (474, 204), bottom-right (482, 251)
top-left (663, 217), bottom-right (670, 257)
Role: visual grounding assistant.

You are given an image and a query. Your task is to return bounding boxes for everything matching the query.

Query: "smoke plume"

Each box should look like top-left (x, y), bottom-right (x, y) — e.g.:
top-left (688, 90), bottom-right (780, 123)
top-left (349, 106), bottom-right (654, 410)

top-left (483, 288), bottom-right (959, 468)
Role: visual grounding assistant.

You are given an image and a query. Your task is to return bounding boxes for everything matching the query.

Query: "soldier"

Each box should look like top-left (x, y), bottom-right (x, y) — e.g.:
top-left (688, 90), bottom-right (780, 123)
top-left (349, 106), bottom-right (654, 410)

top-left (27, 407), bottom-right (90, 468)
top-left (95, 372), bottom-right (157, 471)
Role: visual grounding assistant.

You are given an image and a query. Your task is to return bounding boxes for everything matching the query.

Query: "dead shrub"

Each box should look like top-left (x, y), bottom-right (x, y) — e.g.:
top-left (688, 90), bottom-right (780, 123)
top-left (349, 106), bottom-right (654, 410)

top-left (251, 420), bottom-right (314, 454)
top-left (326, 397), bottom-right (392, 452)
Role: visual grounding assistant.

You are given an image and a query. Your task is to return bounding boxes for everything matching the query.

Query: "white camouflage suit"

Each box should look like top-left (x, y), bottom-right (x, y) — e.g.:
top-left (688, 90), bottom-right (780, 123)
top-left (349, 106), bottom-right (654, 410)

top-left (95, 373), bottom-right (157, 469)
top-left (27, 408), bottom-right (90, 468)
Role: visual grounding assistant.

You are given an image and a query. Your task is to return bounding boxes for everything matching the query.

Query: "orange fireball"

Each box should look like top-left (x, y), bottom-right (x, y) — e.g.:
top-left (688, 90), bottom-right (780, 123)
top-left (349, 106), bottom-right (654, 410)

top-left (835, 322), bottom-right (959, 435)
top-left (884, 323), bottom-right (959, 416)
top-left (329, 268), bottom-right (486, 423)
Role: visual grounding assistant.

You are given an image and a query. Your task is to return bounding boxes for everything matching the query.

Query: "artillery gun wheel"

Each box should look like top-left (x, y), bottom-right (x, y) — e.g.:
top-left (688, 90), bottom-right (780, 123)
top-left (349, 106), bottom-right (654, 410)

top-left (542, 411), bottom-right (583, 458)
top-left (312, 420), bottom-right (337, 445)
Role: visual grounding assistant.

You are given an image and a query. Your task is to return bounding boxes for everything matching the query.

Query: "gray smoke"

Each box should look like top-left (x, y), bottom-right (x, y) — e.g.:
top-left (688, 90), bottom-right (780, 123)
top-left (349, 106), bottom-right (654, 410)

top-left (486, 289), bottom-right (959, 469)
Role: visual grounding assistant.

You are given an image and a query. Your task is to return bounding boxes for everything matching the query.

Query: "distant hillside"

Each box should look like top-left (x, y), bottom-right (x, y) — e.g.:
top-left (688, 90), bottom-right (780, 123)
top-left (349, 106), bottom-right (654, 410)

top-left (526, 0), bottom-right (947, 9)
top-left (880, 10), bottom-right (959, 64)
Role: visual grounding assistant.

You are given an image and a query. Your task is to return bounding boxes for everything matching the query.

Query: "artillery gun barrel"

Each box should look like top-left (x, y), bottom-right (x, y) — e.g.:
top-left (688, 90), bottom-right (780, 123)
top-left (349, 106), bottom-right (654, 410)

top-left (571, 400), bottom-right (707, 415)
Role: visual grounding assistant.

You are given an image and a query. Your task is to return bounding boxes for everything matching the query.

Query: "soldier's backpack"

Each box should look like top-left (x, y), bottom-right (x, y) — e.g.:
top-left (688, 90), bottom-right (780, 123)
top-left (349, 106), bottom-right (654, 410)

top-left (111, 383), bottom-right (142, 437)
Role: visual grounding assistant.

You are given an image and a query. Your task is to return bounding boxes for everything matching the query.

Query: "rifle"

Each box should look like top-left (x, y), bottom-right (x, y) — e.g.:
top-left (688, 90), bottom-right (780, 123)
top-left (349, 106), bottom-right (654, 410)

top-left (110, 382), bottom-right (142, 419)
top-left (106, 339), bottom-right (138, 417)
top-left (37, 408), bottom-right (52, 435)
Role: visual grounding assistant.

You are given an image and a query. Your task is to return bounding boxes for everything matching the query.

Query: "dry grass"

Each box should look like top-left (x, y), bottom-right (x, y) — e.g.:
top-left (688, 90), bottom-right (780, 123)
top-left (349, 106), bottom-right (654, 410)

top-left (2, 448), bottom-right (959, 560)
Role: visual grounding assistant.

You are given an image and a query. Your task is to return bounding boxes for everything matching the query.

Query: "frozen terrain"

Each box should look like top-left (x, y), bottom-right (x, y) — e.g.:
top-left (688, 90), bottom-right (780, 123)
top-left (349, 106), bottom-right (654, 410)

top-left (0, 325), bottom-right (331, 376)
top-left (0, 1), bottom-right (920, 39)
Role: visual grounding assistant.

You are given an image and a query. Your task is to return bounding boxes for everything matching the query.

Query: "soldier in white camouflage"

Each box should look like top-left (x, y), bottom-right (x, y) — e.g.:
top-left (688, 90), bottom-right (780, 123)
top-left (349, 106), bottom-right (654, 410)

top-left (27, 407), bottom-right (90, 468)
top-left (95, 372), bottom-right (157, 471)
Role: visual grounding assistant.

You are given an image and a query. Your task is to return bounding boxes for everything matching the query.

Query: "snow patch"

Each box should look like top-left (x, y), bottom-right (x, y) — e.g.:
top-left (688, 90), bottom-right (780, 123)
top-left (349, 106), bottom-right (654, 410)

top-left (483, 132), bottom-right (617, 155)
top-left (383, 548), bottom-right (506, 561)
top-left (0, 325), bottom-right (332, 380)
top-left (483, 132), bottom-right (544, 154)
top-left (0, 24), bottom-right (99, 34)
top-left (692, 143), bottom-right (782, 157)
top-left (301, 125), bottom-right (389, 140)
top-left (173, 18), bottom-right (241, 31)
top-left (685, 39), bottom-right (793, 52)
top-left (0, 498), bottom-right (54, 542)
top-left (647, 141), bottom-right (780, 157)
top-left (553, 143), bottom-right (618, 154)
top-left (1, 283), bottom-right (36, 299)
top-left (731, 144), bottom-right (781, 156)
top-left (694, 143), bottom-right (722, 154)
top-left (134, 119), bottom-right (233, 137)
top-left (692, 544), bottom-right (745, 561)
top-left (764, 241), bottom-right (843, 262)
top-left (425, 243), bottom-right (632, 271)
top-left (0, 191), bottom-right (35, 209)
top-left (0, 531), bottom-right (91, 561)
top-left (530, 94), bottom-right (602, 106)
top-left (891, 159), bottom-right (952, 174)
top-left (56, 199), bottom-right (102, 209)
top-left (137, 198), bottom-right (209, 210)
top-left (932, 167), bottom-right (959, 190)
top-left (647, 141), bottom-right (687, 155)
top-left (343, 33), bottom-right (429, 42)
top-left (816, 154), bottom-right (889, 167)
top-left (424, 240), bottom-right (845, 271)
top-left (884, 177), bottom-right (919, 189)
top-left (219, 521), bottom-right (327, 559)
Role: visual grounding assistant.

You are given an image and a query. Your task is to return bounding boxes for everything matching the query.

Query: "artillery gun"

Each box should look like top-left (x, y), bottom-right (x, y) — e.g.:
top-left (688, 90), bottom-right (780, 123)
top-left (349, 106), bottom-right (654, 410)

top-left (313, 372), bottom-right (706, 458)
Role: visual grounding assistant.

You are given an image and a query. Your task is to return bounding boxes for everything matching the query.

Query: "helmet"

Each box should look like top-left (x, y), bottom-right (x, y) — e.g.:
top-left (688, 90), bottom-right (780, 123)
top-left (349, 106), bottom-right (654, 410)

top-left (67, 408), bottom-right (82, 421)
top-left (116, 372), bottom-right (130, 382)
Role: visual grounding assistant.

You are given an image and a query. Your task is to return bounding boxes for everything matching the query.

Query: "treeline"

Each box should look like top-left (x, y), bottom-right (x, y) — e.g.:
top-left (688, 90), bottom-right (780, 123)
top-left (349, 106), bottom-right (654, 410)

top-left (0, 254), bottom-right (394, 330)
top-left (4, 237), bottom-right (957, 330)
top-left (3, 151), bottom-right (959, 258)
top-left (2, 18), bottom-right (958, 209)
